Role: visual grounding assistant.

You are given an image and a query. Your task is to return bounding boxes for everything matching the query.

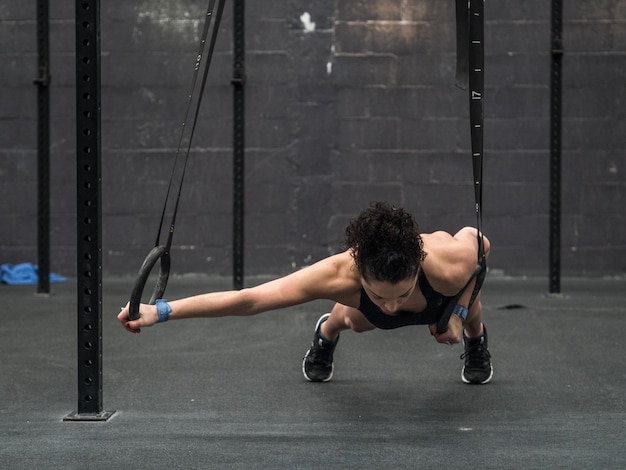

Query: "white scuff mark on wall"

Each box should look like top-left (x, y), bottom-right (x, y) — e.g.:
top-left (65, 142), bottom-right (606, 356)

top-left (139, 87), bottom-right (157, 103)
top-left (135, 2), bottom-right (200, 43)
top-left (131, 26), bottom-right (143, 43)
top-left (327, 44), bottom-right (336, 75)
top-left (608, 160), bottom-right (617, 174)
top-left (300, 12), bottom-right (316, 32)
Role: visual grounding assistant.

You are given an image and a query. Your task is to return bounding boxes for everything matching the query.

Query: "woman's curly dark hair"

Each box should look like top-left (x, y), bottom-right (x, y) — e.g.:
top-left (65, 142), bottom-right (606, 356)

top-left (345, 201), bottom-right (425, 283)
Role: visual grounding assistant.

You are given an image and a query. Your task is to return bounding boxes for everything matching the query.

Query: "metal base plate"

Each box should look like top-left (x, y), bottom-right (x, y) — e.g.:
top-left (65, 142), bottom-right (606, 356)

top-left (63, 410), bottom-right (116, 422)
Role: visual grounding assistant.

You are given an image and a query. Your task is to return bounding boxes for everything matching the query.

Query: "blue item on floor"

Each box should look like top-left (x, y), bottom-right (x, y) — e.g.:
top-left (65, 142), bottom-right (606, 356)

top-left (0, 263), bottom-right (67, 285)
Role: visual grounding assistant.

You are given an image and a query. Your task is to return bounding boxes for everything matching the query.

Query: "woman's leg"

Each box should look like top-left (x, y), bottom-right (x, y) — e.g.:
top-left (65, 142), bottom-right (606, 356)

top-left (319, 302), bottom-right (376, 341)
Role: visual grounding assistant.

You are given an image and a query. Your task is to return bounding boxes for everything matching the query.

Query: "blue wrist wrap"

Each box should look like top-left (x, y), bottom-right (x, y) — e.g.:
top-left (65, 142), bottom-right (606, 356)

top-left (452, 304), bottom-right (468, 321)
top-left (155, 299), bottom-right (172, 323)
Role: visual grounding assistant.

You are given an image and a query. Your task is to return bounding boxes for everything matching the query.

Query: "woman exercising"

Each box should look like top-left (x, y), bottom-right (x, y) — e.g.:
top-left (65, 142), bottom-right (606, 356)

top-left (118, 201), bottom-right (492, 384)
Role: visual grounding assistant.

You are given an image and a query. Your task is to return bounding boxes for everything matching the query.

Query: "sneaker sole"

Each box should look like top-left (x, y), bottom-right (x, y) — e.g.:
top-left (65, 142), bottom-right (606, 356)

top-left (302, 313), bottom-right (333, 382)
top-left (461, 364), bottom-right (493, 384)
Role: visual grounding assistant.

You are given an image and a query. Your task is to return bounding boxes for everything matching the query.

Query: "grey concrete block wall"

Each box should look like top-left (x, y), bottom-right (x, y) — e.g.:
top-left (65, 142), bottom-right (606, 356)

top-left (0, 0), bottom-right (624, 279)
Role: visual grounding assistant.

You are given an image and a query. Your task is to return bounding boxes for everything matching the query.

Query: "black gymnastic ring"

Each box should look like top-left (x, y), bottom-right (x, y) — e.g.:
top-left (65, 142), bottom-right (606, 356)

top-left (128, 245), bottom-right (171, 321)
top-left (436, 263), bottom-right (483, 334)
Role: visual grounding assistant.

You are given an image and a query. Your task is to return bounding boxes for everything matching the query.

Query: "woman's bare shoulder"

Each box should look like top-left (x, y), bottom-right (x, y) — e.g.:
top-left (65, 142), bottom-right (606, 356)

top-left (248, 250), bottom-right (361, 307)
top-left (297, 251), bottom-right (361, 296)
top-left (420, 231), bottom-right (478, 294)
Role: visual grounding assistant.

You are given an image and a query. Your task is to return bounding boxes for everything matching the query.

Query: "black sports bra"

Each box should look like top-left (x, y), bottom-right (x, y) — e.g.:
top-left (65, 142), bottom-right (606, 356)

top-left (357, 270), bottom-right (455, 330)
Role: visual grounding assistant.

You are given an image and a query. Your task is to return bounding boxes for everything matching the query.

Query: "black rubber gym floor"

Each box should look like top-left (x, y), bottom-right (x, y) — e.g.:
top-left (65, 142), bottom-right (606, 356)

top-left (1, 275), bottom-right (624, 469)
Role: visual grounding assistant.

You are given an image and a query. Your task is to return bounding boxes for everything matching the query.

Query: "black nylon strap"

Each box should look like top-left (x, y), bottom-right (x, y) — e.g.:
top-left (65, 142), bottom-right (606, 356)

top-left (438, 0), bottom-right (486, 333)
top-left (455, 0), bottom-right (485, 261)
top-left (468, 0), bottom-right (486, 273)
top-left (128, 0), bottom-right (226, 320)
top-left (155, 0), bottom-right (225, 250)
top-left (468, 0), bottom-right (487, 314)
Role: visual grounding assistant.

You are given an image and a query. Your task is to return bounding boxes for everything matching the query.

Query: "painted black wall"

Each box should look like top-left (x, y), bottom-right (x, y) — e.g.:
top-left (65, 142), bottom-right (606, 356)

top-left (1, 0), bottom-right (624, 279)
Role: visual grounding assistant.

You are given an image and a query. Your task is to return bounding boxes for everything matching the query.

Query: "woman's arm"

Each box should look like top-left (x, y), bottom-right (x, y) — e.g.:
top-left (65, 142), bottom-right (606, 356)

top-left (424, 228), bottom-right (490, 344)
top-left (118, 252), bottom-right (356, 333)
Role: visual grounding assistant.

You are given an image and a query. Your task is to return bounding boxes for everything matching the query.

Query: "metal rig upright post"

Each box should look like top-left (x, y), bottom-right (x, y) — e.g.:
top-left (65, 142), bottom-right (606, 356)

top-left (65, 0), bottom-right (114, 421)
top-left (549, 0), bottom-right (563, 294)
top-left (232, 0), bottom-right (245, 290)
top-left (35, 0), bottom-right (51, 295)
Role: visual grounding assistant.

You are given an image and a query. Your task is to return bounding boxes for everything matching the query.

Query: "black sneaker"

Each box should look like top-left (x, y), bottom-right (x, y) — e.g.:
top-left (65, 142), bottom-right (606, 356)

top-left (460, 324), bottom-right (493, 384)
top-left (302, 313), bottom-right (339, 382)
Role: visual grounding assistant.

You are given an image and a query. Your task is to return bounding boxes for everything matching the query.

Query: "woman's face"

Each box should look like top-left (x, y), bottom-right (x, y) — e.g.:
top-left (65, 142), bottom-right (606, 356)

top-left (361, 275), bottom-right (418, 315)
